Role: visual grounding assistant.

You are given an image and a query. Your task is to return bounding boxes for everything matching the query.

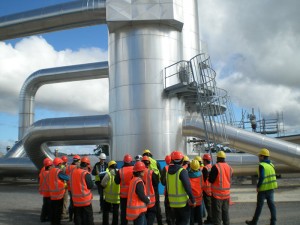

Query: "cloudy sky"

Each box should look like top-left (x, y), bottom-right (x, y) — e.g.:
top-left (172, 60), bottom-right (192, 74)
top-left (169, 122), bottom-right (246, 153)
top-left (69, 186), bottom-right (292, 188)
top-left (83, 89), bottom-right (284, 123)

top-left (0, 0), bottom-right (300, 153)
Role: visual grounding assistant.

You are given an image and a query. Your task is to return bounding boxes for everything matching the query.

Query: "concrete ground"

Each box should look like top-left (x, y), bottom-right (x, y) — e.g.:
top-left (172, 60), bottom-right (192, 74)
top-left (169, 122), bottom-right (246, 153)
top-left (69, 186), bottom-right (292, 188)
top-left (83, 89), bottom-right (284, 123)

top-left (0, 174), bottom-right (299, 225)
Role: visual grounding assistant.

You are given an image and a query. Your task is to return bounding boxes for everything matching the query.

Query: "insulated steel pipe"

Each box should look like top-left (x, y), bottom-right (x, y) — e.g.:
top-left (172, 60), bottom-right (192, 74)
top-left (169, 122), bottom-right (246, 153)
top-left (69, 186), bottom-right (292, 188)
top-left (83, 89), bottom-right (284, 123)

top-left (23, 115), bottom-right (110, 169)
top-left (182, 115), bottom-right (300, 169)
top-left (19, 61), bottom-right (108, 140)
top-left (0, 0), bottom-right (106, 41)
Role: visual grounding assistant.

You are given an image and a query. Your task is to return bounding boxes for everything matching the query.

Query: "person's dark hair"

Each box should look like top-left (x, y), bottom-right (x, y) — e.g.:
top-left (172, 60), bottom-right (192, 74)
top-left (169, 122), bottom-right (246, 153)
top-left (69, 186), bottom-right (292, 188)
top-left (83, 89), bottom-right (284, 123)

top-left (80, 162), bottom-right (88, 168)
top-left (217, 157), bottom-right (225, 163)
top-left (173, 159), bottom-right (183, 165)
top-left (133, 171), bottom-right (143, 177)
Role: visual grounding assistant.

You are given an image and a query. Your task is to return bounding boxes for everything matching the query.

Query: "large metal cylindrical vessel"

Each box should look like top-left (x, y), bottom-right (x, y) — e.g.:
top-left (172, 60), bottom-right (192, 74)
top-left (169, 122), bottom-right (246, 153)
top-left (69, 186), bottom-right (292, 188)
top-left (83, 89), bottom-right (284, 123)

top-left (109, 24), bottom-right (185, 160)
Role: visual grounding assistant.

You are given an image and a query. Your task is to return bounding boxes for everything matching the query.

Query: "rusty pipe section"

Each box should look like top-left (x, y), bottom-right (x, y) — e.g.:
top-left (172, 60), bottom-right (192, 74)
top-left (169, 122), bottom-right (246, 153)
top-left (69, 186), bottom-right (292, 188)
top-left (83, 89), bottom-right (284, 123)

top-left (22, 114), bottom-right (110, 170)
top-left (19, 61), bottom-right (108, 140)
top-left (182, 115), bottom-right (300, 169)
top-left (0, 0), bottom-right (106, 41)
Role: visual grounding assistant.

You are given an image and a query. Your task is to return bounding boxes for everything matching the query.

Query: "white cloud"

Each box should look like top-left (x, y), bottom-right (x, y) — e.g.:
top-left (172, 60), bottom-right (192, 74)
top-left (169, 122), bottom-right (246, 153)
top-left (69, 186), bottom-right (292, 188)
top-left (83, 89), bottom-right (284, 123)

top-left (0, 36), bottom-right (109, 116)
top-left (198, 0), bottom-right (300, 133)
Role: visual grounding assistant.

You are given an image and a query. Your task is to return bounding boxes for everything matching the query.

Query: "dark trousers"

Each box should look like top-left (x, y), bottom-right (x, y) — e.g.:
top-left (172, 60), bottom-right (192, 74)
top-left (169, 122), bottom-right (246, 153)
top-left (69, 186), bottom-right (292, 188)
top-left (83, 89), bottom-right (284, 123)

top-left (172, 203), bottom-right (191, 225)
top-left (164, 195), bottom-right (175, 225)
top-left (252, 189), bottom-right (276, 225)
top-left (40, 196), bottom-right (51, 222)
top-left (155, 192), bottom-right (163, 225)
top-left (190, 205), bottom-right (203, 225)
top-left (68, 191), bottom-right (74, 221)
top-left (51, 198), bottom-right (63, 225)
top-left (211, 196), bottom-right (230, 225)
top-left (96, 181), bottom-right (104, 211)
top-left (102, 200), bottom-right (119, 225)
top-left (120, 197), bottom-right (128, 225)
top-left (203, 192), bottom-right (212, 222)
top-left (146, 205), bottom-right (156, 225)
top-left (73, 204), bottom-right (94, 225)
top-left (134, 212), bottom-right (147, 225)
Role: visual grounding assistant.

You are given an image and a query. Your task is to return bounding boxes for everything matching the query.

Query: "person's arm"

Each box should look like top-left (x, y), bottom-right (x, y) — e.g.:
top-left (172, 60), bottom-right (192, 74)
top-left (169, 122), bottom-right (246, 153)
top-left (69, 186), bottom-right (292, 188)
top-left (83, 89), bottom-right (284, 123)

top-left (101, 173), bottom-right (110, 188)
top-left (179, 169), bottom-right (195, 204)
top-left (257, 164), bottom-right (264, 189)
top-left (202, 167), bottom-right (208, 182)
top-left (85, 173), bottom-right (94, 189)
top-left (160, 167), bottom-right (167, 186)
top-left (135, 181), bottom-right (150, 204)
top-left (58, 171), bottom-right (69, 181)
top-left (114, 169), bottom-right (121, 184)
top-left (208, 165), bottom-right (218, 184)
top-left (91, 163), bottom-right (98, 176)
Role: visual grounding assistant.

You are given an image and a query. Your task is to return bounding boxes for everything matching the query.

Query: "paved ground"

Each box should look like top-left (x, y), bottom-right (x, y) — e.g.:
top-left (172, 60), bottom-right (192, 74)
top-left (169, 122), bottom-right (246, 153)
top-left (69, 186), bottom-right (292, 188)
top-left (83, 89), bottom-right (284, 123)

top-left (0, 174), bottom-right (299, 225)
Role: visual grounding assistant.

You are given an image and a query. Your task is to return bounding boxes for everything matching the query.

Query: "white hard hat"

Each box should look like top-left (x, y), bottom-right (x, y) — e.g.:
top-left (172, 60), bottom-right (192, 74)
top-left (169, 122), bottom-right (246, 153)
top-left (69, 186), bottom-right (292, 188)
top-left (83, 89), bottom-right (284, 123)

top-left (99, 153), bottom-right (106, 160)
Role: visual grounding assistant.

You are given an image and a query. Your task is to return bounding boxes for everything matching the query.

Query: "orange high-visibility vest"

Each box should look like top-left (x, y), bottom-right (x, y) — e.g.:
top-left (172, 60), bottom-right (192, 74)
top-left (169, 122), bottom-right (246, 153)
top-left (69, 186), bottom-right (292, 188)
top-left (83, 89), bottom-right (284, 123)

top-left (66, 164), bottom-right (77, 191)
top-left (142, 168), bottom-right (155, 208)
top-left (70, 168), bottom-right (93, 207)
top-left (126, 177), bottom-right (147, 221)
top-left (211, 163), bottom-right (232, 200)
top-left (119, 166), bottom-right (134, 198)
top-left (39, 167), bottom-right (50, 197)
top-left (202, 164), bottom-right (212, 196)
top-left (190, 175), bottom-right (203, 206)
top-left (49, 167), bottom-right (65, 200)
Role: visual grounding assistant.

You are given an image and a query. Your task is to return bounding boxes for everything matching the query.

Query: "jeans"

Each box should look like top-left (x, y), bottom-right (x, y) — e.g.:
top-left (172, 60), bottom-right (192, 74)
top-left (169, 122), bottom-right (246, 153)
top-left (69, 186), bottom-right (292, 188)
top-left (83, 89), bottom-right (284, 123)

top-left (134, 212), bottom-right (147, 225)
top-left (120, 198), bottom-right (128, 225)
top-left (252, 189), bottom-right (276, 225)
top-left (203, 192), bottom-right (212, 222)
top-left (211, 197), bottom-right (230, 225)
top-left (190, 205), bottom-right (203, 225)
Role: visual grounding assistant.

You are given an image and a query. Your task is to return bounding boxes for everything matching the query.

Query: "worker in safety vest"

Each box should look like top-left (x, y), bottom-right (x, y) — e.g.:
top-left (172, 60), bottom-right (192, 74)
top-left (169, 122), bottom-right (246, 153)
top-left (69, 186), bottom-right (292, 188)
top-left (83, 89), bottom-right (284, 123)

top-left (70, 156), bottom-right (94, 225)
top-left (246, 148), bottom-right (278, 225)
top-left (126, 161), bottom-right (150, 224)
top-left (65, 154), bottom-right (81, 222)
top-left (48, 157), bottom-right (69, 225)
top-left (167, 150), bottom-right (196, 225)
top-left (114, 154), bottom-right (134, 225)
top-left (60, 155), bottom-right (69, 220)
top-left (183, 155), bottom-right (190, 170)
top-left (202, 153), bottom-right (213, 224)
top-left (209, 151), bottom-right (233, 225)
top-left (142, 149), bottom-right (163, 225)
top-left (101, 160), bottom-right (120, 225)
top-left (92, 152), bottom-right (108, 213)
top-left (160, 155), bottom-right (175, 225)
top-left (188, 159), bottom-right (203, 225)
top-left (142, 156), bottom-right (159, 225)
top-left (39, 158), bottom-right (53, 222)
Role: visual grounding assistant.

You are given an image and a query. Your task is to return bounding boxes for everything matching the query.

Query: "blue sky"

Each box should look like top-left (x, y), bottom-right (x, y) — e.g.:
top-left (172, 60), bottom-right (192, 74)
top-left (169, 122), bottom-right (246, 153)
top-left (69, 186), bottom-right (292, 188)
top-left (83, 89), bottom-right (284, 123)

top-left (1, 0), bottom-right (300, 154)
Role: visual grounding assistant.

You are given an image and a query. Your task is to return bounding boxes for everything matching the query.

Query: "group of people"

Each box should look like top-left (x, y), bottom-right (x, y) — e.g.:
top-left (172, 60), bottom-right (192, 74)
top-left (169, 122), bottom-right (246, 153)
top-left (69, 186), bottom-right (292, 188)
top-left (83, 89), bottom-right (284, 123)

top-left (38, 147), bottom-right (278, 225)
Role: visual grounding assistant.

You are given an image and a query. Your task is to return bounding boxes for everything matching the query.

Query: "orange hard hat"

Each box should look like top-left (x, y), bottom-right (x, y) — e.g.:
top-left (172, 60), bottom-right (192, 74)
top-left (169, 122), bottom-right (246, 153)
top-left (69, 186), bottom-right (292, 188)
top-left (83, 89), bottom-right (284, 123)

top-left (165, 155), bottom-right (171, 165)
top-left (43, 158), bottom-right (53, 167)
top-left (171, 150), bottom-right (184, 161)
top-left (81, 156), bottom-right (90, 165)
top-left (133, 161), bottom-right (146, 172)
top-left (142, 156), bottom-right (150, 161)
top-left (61, 155), bottom-right (68, 163)
top-left (203, 153), bottom-right (211, 161)
top-left (123, 154), bottom-right (133, 163)
top-left (73, 154), bottom-right (81, 160)
top-left (53, 157), bottom-right (63, 166)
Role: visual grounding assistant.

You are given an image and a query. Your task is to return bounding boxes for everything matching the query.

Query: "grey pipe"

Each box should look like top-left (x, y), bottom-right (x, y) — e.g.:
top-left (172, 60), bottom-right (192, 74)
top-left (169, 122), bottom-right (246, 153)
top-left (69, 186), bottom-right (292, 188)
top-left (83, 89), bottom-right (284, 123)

top-left (3, 140), bottom-right (26, 158)
top-left (0, 0), bottom-right (106, 41)
top-left (182, 115), bottom-right (300, 169)
top-left (19, 61), bottom-right (109, 140)
top-left (22, 115), bottom-right (110, 169)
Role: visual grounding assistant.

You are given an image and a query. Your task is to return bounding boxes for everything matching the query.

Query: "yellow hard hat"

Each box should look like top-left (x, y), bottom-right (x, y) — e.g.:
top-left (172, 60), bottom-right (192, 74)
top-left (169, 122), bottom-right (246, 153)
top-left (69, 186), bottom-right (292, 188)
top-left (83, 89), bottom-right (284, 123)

top-left (217, 151), bottom-right (226, 158)
top-left (143, 149), bottom-right (151, 154)
top-left (259, 148), bottom-right (270, 157)
top-left (194, 156), bottom-right (202, 162)
top-left (108, 160), bottom-right (117, 168)
top-left (190, 159), bottom-right (200, 171)
top-left (183, 155), bottom-right (190, 162)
